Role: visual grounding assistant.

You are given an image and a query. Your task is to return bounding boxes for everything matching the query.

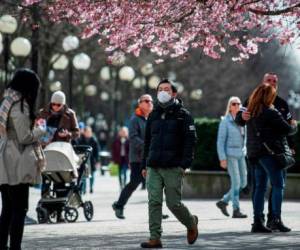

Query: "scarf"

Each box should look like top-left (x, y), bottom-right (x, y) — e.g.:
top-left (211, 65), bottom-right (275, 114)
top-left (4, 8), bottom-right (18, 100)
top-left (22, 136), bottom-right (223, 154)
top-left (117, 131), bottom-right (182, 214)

top-left (0, 88), bottom-right (21, 136)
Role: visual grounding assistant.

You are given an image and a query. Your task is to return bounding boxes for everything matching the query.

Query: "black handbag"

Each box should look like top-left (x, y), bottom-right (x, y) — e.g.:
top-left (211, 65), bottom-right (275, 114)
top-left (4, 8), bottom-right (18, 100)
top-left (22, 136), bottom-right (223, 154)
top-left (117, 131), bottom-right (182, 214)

top-left (262, 142), bottom-right (295, 170)
top-left (253, 122), bottom-right (295, 170)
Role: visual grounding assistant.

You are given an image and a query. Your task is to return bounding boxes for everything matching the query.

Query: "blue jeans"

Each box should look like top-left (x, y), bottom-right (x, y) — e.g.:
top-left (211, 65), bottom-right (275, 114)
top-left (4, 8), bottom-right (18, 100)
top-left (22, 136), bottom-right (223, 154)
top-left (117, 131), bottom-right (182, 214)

top-left (222, 156), bottom-right (247, 209)
top-left (118, 163), bottom-right (128, 188)
top-left (253, 155), bottom-right (285, 220)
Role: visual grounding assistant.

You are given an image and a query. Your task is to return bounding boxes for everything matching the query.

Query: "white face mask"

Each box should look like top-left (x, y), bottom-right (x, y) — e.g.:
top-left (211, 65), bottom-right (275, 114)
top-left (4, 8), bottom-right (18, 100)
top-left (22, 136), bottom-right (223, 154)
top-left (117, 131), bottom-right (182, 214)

top-left (157, 91), bottom-right (172, 103)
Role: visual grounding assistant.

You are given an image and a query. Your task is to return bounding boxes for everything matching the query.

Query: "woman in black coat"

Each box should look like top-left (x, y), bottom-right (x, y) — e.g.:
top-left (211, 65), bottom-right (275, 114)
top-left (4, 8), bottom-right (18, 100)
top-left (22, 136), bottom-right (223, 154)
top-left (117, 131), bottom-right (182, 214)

top-left (246, 84), bottom-right (297, 233)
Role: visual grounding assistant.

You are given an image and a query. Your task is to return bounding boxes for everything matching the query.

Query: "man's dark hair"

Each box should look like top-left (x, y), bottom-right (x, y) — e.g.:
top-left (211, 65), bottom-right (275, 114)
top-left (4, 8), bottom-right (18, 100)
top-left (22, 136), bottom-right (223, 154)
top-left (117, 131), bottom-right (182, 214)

top-left (7, 68), bottom-right (40, 125)
top-left (157, 79), bottom-right (177, 93)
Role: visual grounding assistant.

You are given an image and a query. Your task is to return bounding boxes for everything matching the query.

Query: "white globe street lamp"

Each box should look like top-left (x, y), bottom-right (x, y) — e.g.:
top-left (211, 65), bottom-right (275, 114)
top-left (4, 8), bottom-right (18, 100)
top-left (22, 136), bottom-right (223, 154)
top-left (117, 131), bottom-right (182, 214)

top-left (141, 63), bottom-right (154, 76)
top-left (100, 91), bottom-right (110, 101)
top-left (63, 35), bottom-right (79, 52)
top-left (190, 89), bottom-right (203, 100)
top-left (100, 66), bottom-right (111, 81)
top-left (73, 53), bottom-right (91, 70)
top-left (148, 75), bottom-right (160, 89)
top-left (85, 84), bottom-right (97, 96)
top-left (132, 77), bottom-right (146, 89)
top-left (50, 81), bottom-right (62, 92)
top-left (0, 15), bottom-right (18, 86)
top-left (0, 15), bottom-right (17, 34)
top-left (119, 66), bottom-right (135, 81)
top-left (51, 54), bottom-right (69, 70)
top-left (0, 42), bottom-right (3, 55)
top-left (10, 37), bottom-right (31, 57)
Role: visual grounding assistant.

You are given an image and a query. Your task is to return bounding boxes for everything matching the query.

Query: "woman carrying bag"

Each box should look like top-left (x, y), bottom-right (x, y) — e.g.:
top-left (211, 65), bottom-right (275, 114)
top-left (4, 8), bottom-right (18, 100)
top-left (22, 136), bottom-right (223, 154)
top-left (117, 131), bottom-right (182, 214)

top-left (0, 69), bottom-right (46, 250)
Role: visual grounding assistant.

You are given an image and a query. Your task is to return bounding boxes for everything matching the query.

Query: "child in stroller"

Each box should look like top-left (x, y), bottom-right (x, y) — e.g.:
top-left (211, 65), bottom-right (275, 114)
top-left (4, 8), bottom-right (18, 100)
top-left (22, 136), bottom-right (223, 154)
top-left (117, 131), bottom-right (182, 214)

top-left (36, 142), bottom-right (94, 223)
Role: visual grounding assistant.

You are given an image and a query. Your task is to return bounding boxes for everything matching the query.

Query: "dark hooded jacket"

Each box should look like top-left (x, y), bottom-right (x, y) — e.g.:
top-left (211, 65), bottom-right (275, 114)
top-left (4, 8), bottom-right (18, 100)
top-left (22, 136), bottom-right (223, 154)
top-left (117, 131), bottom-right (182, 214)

top-left (143, 99), bottom-right (196, 169)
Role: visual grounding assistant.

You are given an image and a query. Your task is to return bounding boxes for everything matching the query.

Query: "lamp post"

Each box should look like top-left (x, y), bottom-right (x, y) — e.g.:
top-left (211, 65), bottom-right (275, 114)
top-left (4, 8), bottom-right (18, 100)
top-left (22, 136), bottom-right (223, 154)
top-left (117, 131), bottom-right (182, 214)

top-left (0, 14), bottom-right (17, 86)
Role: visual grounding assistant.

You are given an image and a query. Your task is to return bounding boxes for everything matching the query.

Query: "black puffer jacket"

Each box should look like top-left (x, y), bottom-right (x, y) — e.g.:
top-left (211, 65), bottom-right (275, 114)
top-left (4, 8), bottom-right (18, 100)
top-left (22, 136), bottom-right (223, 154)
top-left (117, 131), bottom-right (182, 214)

top-left (247, 107), bottom-right (297, 161)
top-left (143, 99), bottom-right (196, 169)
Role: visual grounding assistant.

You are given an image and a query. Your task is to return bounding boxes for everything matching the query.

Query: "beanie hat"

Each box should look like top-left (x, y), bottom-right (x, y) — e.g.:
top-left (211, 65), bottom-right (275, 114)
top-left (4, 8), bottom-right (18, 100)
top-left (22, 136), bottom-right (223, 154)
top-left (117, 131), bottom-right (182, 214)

top-left (51, 91), bottom-right (66, 105)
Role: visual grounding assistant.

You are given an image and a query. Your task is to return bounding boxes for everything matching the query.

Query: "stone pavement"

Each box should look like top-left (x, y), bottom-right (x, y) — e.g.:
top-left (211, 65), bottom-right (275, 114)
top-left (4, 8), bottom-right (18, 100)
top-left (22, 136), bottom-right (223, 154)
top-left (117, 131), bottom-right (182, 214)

top-left (16, 173), bottom-right (300, 249)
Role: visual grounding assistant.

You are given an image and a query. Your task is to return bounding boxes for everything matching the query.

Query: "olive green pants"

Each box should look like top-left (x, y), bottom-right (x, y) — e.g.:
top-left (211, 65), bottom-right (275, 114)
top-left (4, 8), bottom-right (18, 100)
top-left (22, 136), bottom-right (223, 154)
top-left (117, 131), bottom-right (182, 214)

top-left (146, 167), bottom-right (195, 240)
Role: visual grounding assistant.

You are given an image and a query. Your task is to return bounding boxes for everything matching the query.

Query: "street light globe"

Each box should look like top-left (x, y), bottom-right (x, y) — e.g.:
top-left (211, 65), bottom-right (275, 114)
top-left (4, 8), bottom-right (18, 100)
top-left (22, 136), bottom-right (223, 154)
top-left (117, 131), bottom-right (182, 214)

top-left (174, 82), bottom-right (184, 94)
top-left (0, 42), bottom-right (3, 54)
top-left (132, 77), bottom-right (146, 89)
top-left (0, 15), bottom-right (17, 34)
top-left (0, 32), bottom-right (2, 42)
top-left (148, 75), bottom-right (160, 89)
top-left (141, 63), bottom-right (154, 76)
top-left (100, 91), bottom-right (110, 101)
top-left (119, 66), bottom-right (135, 81)
top-left (48, 70), bottom-right (55, 81)
top-left (73, 53), bottom-right (91, 70)
top-left (10, 37), bottom-right (31, 57)
top-left (85, 84), bottom-right (97, 96)
top-left (51, 54), bottom-right (69, 70)
top-left (49, 81), bottom-right (62, 92)
top-left (110, 51), bottom-right (126, 66)
top-left (190, 89), bottom-right (203, 100)
top-left (63, 35), bottom-right (79, 52)
top-left (100, 66), bottom-right (111, 81)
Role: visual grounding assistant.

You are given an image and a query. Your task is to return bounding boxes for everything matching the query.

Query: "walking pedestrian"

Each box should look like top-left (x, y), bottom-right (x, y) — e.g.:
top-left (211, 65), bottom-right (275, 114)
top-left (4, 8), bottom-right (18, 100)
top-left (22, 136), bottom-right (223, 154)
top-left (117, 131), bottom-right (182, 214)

top-left (112, 126), bottom-right (130, 189)
top-left (75, 126), bottom-right (100, 194)
top-left (140, 79), bottom-right (198, 248)
top-left (216, 96), bottom-right (247, 218)
top-left (246, 84), bottom-right (297, 233)
top-left (112, 94), bottom-right (153, 219)
top-left (236, 72), bottom-right (295, 228)
top-left (0, 69), bottom-right (46, 250)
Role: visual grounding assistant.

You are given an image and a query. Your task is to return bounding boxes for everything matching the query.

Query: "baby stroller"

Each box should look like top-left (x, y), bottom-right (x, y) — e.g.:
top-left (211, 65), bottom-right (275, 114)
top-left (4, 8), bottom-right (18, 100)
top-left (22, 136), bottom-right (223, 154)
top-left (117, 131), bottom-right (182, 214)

top-left (36, 142), bottom-right (94, 223)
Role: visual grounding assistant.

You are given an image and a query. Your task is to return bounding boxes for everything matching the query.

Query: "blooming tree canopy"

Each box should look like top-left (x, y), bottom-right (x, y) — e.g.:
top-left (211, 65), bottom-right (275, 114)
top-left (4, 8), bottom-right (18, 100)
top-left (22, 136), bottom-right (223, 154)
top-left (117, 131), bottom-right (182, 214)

top-left (22, 0), bottom-right (300, 62)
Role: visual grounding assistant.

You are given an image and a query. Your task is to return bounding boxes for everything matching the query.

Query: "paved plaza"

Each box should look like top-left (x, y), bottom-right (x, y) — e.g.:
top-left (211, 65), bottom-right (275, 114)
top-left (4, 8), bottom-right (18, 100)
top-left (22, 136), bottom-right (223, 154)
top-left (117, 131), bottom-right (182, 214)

top-left (10, 173), bottom-right (300, 249)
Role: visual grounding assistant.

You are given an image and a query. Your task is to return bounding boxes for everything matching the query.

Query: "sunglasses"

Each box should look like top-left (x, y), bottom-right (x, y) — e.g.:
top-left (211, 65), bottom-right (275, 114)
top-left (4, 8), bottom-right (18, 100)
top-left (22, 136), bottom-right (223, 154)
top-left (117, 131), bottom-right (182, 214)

top-left (52, 103), bottom-right (62, 107)
top-left (266, 79), bottom-right (277, 83)
top-left (231, 103), bottom-right (241, 106)
top-left (140, 100), bottom-right (153, 103)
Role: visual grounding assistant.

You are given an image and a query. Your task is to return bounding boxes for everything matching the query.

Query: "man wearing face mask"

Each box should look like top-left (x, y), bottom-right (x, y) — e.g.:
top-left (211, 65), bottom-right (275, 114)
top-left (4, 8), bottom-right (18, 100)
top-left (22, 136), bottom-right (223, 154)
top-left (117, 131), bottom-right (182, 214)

top-left (140, 79), bottom-right (198, 248)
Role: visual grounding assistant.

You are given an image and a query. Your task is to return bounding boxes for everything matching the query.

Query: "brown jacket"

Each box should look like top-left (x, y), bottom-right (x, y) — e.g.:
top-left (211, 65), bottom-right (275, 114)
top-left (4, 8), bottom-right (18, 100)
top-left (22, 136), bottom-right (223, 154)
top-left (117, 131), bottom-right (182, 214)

top-left (38, 104), bottom-right (80, 143)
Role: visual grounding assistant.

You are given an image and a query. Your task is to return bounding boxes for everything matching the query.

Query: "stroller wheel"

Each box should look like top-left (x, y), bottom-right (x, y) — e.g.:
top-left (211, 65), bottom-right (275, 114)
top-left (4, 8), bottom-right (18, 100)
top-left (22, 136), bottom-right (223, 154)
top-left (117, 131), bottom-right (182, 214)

top-left (36, 207), bottom-right (48, 224)
top-left (48, 211), bottom-right (58, 223)
top-left (83, 201), bottom-right (94, 221)
top-left (64, 207), bottom-right (79, 223)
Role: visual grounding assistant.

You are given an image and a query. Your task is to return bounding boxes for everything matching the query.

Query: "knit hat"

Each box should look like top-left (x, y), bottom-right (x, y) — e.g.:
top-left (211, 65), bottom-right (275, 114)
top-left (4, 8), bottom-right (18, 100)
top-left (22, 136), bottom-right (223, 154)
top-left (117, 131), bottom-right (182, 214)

top-left (51, 91), bottom-right (66, 105)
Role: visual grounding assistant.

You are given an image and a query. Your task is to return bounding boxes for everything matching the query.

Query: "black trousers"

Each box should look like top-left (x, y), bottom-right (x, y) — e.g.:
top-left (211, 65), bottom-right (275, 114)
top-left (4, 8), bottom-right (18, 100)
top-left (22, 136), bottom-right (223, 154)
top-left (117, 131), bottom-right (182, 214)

top-left (116, 162), bottom-right (143, 208)
top-left (0, 184), bottom-right (29, 250)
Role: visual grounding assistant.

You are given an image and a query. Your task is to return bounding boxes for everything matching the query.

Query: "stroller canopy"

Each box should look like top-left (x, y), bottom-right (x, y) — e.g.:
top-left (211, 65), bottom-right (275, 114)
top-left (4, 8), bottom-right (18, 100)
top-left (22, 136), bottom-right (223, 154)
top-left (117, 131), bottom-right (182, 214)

top-left (44, 142), bottom-right (79, 174)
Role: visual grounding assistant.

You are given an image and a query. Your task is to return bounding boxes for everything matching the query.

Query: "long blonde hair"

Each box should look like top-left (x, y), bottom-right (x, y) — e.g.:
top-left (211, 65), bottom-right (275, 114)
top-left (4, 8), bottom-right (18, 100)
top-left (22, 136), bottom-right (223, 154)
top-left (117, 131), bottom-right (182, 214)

top-left (225, 96), bottom-right (241, 116)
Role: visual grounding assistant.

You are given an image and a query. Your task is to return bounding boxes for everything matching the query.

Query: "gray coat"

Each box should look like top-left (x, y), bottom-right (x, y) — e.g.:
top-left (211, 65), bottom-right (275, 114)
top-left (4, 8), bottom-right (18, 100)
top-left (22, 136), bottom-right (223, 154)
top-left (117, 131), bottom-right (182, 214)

top-left (129, 113), bottom-right (146, 164)
top-left (0, 101), bottom-right (45, 185)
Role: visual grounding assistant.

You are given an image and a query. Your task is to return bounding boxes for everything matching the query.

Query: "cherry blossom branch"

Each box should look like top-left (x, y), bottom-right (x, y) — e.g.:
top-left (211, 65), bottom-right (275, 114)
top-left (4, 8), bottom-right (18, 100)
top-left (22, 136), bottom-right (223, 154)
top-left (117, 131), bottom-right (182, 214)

top-left (249, 2), bottom-right (300, 16)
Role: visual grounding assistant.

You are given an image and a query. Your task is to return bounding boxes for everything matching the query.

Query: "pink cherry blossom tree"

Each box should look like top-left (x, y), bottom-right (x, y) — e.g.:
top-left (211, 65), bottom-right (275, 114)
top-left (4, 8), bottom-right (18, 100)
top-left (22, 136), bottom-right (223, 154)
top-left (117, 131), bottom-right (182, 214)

top-left (20, 0), bottom-right (300, 62)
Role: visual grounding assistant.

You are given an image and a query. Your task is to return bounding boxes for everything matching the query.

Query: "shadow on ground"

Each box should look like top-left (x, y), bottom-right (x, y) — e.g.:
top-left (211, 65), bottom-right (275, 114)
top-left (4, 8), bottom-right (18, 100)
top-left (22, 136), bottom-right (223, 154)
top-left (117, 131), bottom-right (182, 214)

top-left (23, 231), bottom-right (300, 250)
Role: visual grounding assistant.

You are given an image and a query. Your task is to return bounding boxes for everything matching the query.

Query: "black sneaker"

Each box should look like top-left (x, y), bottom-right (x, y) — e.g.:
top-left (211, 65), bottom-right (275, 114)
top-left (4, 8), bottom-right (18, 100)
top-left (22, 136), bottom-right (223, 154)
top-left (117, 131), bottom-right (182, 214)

top-left (269, 219), bottom-right (291, 232)
top-left (112, 202), bottom-right (125, 219)
top-left (216, 200), bottom-right (229, 217)
top-left (232, 209), bottom-right (247, 218)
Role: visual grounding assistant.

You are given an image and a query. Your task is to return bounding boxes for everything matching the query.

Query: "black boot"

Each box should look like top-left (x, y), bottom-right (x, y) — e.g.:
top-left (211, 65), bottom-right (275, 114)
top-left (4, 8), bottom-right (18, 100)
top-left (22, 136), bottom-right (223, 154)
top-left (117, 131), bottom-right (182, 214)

top-left (269, 218), bottom-right (291, 232)
top-left (216, 200), bottom-right (229, 217)
top-left (112, 202), bottom-right (125, 219)
top-left (232, 208), bottom-right (247, 218)
top-left (251, 218), bottom-right (272, 233)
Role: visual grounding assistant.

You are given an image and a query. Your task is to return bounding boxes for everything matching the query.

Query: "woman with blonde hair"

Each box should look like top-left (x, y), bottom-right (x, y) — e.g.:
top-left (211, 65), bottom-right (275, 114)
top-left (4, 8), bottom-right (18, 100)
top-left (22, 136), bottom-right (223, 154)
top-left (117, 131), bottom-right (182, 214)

top-left (246, 83), bottom-right (297, 233)
top-left (216, 96), bottom-right (248, 218)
